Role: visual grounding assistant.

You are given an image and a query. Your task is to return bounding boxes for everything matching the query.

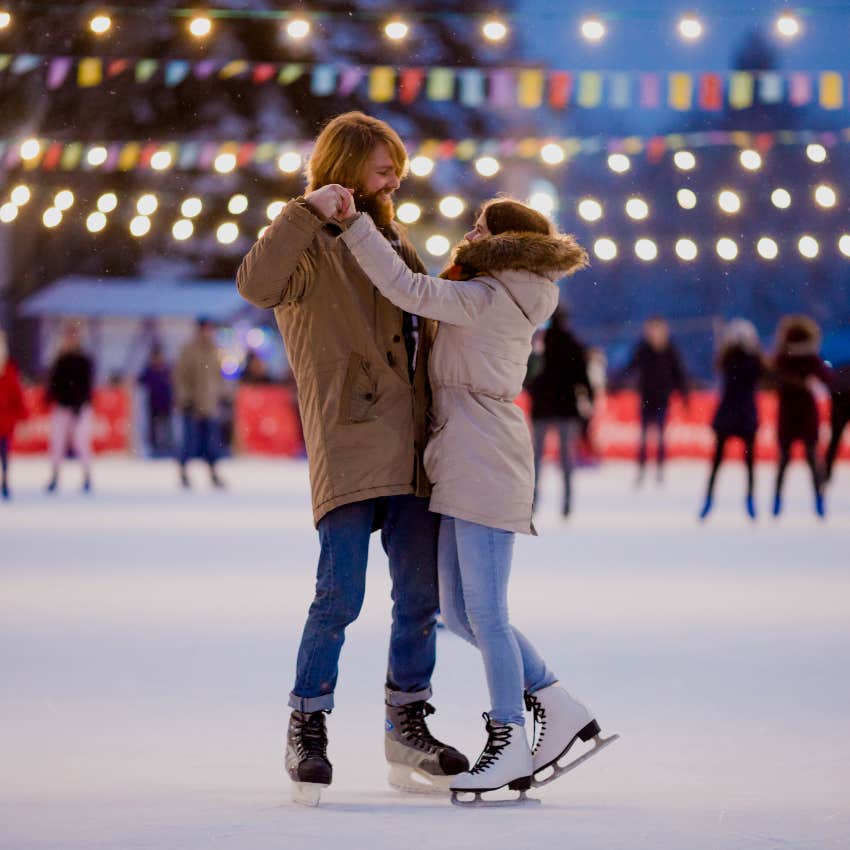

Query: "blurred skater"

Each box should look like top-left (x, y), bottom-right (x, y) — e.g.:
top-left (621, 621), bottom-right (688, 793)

top-left (527, 306), bottom-right (594, 516)
top-left (824, 354), bottom-right (850, 485)
top-left (621, 317), bottom-right (689, 485)
top-left (699, 320), bottom-right (764, 521)
top-left (45, 323), bottom-right (95, 494)
top-left (174, 318), bottom-right (226, 489)
top-left (0, 330), bottom-right (27, 500)
top-left (771, 316), bottom-right (832, 518)
top-left (138, 345), bottom-right (174, 457)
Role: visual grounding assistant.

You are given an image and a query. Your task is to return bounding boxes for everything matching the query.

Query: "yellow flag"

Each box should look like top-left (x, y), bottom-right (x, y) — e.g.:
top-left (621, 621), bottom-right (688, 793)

top-left (669, 73), bottom-right (693, 110)
top-left (518, 70), bottom-right (544, 109)
top-left (426, 69), bottom-right (454, 101)
top-left (577, 73), bottom-right (602, 107)
top-left (820, 72), bottom-right (843, 109)
top-left (729, 72), bottom-right (754, 109)
top-left (78, 58), bottom-right (102, 88)
top-left (219, 61), bottom-right (248, 80)
top-left (118, 142), bottom-right (141, 172)
top-left (369, 67), bottom-right (396, 103)
top-left (61, 142), bottom-right (84, 170)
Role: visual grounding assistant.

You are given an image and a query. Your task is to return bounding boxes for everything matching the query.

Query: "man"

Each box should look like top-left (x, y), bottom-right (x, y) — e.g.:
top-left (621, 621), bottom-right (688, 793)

top-left (236, 112), bottom-right (467, 806)
top-left (138, 344), bottom-right (174, 457)
top-left (174, 318), bottom-right (226, 488)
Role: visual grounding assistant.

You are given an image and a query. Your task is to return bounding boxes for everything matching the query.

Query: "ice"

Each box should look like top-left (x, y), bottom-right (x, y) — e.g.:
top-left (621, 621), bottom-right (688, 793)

top-left (1, 457), bottom-right (849, 849)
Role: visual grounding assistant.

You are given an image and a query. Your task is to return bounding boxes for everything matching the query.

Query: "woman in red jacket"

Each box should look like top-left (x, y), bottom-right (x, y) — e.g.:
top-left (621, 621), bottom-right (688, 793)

top-left (0, 330), bottom-right (27, 500)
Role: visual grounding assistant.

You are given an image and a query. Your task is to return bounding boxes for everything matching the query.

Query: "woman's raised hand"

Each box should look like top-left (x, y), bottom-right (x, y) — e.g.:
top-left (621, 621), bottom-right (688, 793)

top-left (304, 184), bottom-right (356, 222)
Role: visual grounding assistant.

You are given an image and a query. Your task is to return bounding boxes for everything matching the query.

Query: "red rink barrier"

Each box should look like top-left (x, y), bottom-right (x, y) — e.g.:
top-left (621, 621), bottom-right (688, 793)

top-left (234, 384), bottom-right (304, 456)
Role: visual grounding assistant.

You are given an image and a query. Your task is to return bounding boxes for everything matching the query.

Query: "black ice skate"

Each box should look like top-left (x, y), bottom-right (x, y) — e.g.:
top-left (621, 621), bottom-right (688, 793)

top-left (285, 710), bottom-right (332, 807)
top-left (385, 700), bottom-right (469, 795)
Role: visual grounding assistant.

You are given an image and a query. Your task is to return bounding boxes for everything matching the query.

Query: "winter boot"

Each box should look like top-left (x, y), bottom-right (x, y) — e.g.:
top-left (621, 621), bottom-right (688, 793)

top-left (745, 493), bottom-right (756, 520)
top-left (210, 466), bottom-right (226, 489)
top-left (815, 491), bottom-right (826, 518)
top-left (772, 492), bottom-right (782, 517)
top-left (699, 495), bottom-right (713, 520)
top-left (179, 465), bottom-right (190, 489)
top-left (525, 683), bottom-right (618, 787)
top-left (385, 700), bottom-right (468, 794)
top-left (450, 714), bottom-right (532, 800)
top-left (285, 710), bottom-right (332, 806)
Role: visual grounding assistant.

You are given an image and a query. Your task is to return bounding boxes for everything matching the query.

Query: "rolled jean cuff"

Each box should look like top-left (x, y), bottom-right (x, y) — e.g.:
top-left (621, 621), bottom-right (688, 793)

top-left (385, 685), bottom-right (432, 707)
top-left (288, 691), bottom-right (334, 713)
top-left (526, 675), bottom-right (559, 697)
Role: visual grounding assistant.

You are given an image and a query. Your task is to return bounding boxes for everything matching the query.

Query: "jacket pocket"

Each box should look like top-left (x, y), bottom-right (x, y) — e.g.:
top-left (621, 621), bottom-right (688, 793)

top-left (339, 352), bottom-right (379, 424)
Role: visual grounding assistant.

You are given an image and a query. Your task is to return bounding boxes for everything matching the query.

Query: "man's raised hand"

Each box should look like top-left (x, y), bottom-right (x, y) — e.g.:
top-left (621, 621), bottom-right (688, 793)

top-left (305, 184), bottom-right (356, 222)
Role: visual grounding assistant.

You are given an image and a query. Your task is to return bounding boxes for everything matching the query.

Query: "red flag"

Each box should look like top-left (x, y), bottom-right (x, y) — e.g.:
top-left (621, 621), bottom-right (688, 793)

top-left (237, 142), bottom-right (257, 167)
top-left (699, 73), bottom-right (723, 110)
top-left (646, 137), bottom-right (666, 163)
top-left (107, 59), bottom-right (130, 78)
top-left (42, 143), bottom-right (63, 171)
top-left (548, 71), bottom-right (572, 109)
top-left (252, 64), bottom-right (276, 85)
top-left (399, 68), bottom-right (425, 104)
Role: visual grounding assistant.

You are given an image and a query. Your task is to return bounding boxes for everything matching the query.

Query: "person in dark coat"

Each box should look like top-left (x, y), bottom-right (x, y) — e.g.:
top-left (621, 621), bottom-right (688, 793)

top-left (771, 315), bottom-right (832, 517)
top-left (824, 358), bottom-right (850, 484)
top-left (621, 317), bottom-right (689, 484)
top-left (45, 323), bottom-right (95, 493)
top-left (138, 345), bottom-right (174, 457)
top-left (0, 330), bottom-right (27, 501)
top-left (527, 306), bottom-right (593, 516)
top-left (699, 320), bottom-right (765, 520)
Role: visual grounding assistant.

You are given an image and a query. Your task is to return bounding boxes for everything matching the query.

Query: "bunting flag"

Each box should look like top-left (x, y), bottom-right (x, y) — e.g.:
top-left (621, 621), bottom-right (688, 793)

top-left (3, 54), bottom-right (850, 111)
top-left (6, 128), bottom-right (850, 173)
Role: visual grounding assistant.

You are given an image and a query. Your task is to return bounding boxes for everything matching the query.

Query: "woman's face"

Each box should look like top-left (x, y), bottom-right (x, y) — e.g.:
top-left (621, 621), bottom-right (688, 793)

top-left (464, 213), bottom-right (490, 243)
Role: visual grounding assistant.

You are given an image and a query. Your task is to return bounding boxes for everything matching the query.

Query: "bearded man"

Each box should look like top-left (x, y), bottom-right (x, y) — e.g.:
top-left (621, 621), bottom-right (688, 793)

top-left (236, 112), bottom-right (468, 806)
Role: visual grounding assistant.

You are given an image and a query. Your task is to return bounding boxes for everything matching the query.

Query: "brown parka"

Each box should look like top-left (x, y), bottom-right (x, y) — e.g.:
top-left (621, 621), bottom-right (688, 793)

top-left (236, 199), bottom-right (435, 526)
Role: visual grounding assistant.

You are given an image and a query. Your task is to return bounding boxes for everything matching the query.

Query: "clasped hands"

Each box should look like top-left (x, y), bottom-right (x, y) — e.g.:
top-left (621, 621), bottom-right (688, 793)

top-left (305, 184), bottom-right (357, 223)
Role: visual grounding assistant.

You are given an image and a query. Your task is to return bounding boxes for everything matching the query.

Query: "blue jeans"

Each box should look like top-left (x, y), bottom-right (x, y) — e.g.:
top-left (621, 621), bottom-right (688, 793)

top-left (639, 400), bottom-right (670, 469)
top-left (532, 417), bottom-right (581, 511)
top-left (289, 495), bottom-right (441, 713)
top-left (438, 516), bottom-right (557, 726)
top-left (179, 413), bottom-right (220, 467)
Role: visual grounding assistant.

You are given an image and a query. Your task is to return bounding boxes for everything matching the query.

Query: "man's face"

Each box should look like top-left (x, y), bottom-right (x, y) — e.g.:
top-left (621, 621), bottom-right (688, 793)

top-left (354, 142), bottom-right (402, 228)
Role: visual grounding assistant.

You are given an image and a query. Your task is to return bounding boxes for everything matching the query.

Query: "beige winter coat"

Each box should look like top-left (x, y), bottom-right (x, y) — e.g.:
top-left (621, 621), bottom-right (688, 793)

top-left (236, 199), bottom-right (436, 526)
top-left (174, 336), bottom-right (225, 418)
top-left (342, 214), bottom-right (587, 534)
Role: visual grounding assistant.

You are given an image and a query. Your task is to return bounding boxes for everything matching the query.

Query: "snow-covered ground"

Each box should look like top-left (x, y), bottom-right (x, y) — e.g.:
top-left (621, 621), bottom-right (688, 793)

top-left (1, 456), bottom-right (849, 850)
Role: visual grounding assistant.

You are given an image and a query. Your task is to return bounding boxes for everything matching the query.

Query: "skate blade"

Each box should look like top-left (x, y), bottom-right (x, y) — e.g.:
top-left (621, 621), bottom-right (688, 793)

top-left (451, 788), bottom-right (541, 808)
top-left (532, 733), bottom-right (620, 789)
top-left (388, 763), bottom-right (451, 796)
top-left (291, 781), bottom-right (325, 807)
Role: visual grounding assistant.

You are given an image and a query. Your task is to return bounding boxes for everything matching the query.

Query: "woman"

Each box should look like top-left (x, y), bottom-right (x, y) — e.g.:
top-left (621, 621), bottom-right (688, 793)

top-left (699, 319), bottom-right (764, 521)
top-left (771, 315), bottom-right (832, 517)
top-left (0, 329), bottom-right (27, 501)
top-left (316, 185), bottom-right (615, 798)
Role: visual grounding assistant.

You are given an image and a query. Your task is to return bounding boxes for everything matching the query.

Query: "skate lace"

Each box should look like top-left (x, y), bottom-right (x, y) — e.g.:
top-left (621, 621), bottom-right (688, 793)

top-left (524, 692), bottom-right (547, 756)
top-left (470, 714), bottom-right (513, 774)
top-left (295, 711), bottom-right (328, 759)
top-left (397, 701), bottom-right (446, 753)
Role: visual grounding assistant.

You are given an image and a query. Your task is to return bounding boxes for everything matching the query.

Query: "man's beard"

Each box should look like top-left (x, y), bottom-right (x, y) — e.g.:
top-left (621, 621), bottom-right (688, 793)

top-left (354, 189), bottom-right (395, 230)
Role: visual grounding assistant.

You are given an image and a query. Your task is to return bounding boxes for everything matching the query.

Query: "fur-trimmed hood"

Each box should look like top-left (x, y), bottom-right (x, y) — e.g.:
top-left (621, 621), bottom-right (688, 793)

top-left (452, 231), bottom-right (589, 279)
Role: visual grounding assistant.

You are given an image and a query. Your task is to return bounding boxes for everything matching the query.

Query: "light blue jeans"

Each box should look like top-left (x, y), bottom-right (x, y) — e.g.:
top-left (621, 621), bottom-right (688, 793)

top-left (438, 515), bottom-right (558, 726)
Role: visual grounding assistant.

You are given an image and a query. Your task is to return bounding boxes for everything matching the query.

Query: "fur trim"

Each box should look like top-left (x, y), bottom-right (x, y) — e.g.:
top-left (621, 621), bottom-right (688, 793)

top-left (452, 231), bottom-right (589, 277)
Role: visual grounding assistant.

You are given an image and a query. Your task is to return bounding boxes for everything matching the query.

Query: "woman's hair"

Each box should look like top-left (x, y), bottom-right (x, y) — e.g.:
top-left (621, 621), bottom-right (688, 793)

top-left (306, 111), bottom-right (408, 192)
top-left (480, 198), bottom-right (554, 236)
top-left (774, 314), bottom-right (821, 354)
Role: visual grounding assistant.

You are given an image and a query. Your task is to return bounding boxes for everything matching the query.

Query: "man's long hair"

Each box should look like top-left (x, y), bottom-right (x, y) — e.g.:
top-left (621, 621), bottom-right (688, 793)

top-left (306, 112), bottom-right (408, 193)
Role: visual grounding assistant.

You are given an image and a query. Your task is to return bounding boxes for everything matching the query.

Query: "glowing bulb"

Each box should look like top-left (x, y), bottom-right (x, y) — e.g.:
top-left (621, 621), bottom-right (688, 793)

top-left (150, 150), bottom-right (173, 171)
top-left (172, 219), bottom-right (193, 241)
top-left (214, 152), bottom-right (237, 174)
top-left (130, 215), bottom-right (151, 237)
top-left (475, 156), bottom-right (500, 177)
top-left (677, 189), bottom-right (697, 210)
top-left (528, 192), bottom-right (556, 216)
top-left (286, 18), bottom-right (310, 40)
top-left (266, 200), bottom-right (286, 220)
top-left (678, 16), bottom-right (703, 40)
top-left (189, 15), bottom-right (212, 39)
top-left (438, 196), bottom-right (465, 219)
top-left (86, 212), bottom-right (107, 233)
top-left (798, 235), bottom-right (819, 259)
top-left (625, 197), bottom-right (649, 220)
top-left (718, 190), bottom-right (741, 214)
top-left (482, 19), bottom-right (508, 42)
top-left (675, 239), bottom-right (698, 261)
top-left (740, 150), bottom-right (762, 171)
top-left (594, 238), bottom-right (617, 261)
top-left (716, 238), bottom-right (738, 261)
top-left (43, 208), bottom-right (62, 228)
top-left (607, 153), bottom-right (630, 173)
top-left (674, 151), bottom-right (696, 171)
top-left (806, 143), bottom-right (827, 163)
top-left (90, 14), bottom-right (111, 35)
top-left (97, 192), bottom-right (117, 213)
top-left (0, 203), bottom-right (18, 224)
top-left (0, 11), bottom-right (10, 29)
top-left (776, 13), bottom-right (800, 39)
top-left (771, 188), bottom-right (792, 209)
top-left (814, 185), bottom-right (837, 208)
top-left (635, 239), bottom-right (658, 262)
top-left (426, 234), bottom-right (450, 256)
top-left (87, 146), bottom-right (108, 167)
top-left (277, 151), bottom-right (302, 174)
top-left (410, 156), bottom-right (434, 177)
top-left (258, 226), bottom-right (269, 239)
top-left (838, 234), bottom-right (850, 257)
top-left (757, 237), bottom-right (779, 260)
top-left (136, 194), bottom-right (158, 216)
top-left (10, 185), bottom-right (31, 206)
top-left (581, 18), bottom-right (606, 41)
top-left (181, 197), bottom-right (203, 218)
top-left (384, 20), bottom-right (409, 41)
top-left (217, 222), bottom-right (239, 245)
top-left (228, 194), bottom-right (249, 215)
top-left (54, 190), bottom-right (75, 211)
top-left (540, 143), bottom-right (565, 165)
top-left (396, 202), bottom-right (421, 224)
top-left (578, 198), bottom-right (603, 222)
top-left (20, 138), bottom-right (41, 161)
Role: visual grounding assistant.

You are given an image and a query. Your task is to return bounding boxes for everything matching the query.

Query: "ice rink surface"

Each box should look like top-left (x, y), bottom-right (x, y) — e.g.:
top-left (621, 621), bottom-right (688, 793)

top-left (2, 456), bottom-right (849, 850)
